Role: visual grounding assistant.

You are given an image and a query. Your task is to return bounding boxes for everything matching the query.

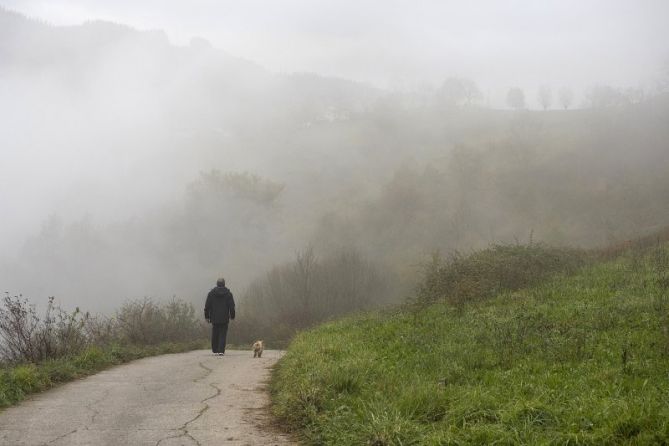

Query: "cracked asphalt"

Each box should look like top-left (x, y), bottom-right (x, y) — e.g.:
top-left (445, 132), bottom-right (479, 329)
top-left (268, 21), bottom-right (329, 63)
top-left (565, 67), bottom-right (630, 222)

top-left (0, 350), bottom-right (295, 445)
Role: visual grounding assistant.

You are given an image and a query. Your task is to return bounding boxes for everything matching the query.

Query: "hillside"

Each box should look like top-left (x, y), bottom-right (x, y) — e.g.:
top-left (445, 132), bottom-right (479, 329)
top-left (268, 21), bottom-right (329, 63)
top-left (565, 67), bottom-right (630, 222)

top-left (271, 241), bottom-right (669, 444)
top-left (2, 6), bottom-right (669, 321)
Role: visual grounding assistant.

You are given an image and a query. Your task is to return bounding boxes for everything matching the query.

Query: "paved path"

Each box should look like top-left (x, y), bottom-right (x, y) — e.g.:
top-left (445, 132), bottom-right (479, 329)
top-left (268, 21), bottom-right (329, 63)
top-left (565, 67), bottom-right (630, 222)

top-left (0, 350), bottom-right (295, 445)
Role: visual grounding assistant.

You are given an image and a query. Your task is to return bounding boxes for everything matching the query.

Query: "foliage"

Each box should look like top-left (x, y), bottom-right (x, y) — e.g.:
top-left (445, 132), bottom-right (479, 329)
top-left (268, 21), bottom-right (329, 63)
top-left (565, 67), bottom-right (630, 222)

top-left (187, 170), bottom-right (285, 207)
top-left (0, 295), bottom-right (206, 365)
top-left (229, 247), bottom-right (392, 345)
top-left (313, 95), bottom-right (669, 271)
top-left (6, 89), bottom-right (669, 314)
top-left (115, 297), bottom-right (207, 345)
top-left (272, 243), bottom-right (669, 445)
top-left (415, 243), bottom-right (586, 307)
top-left (0, 295), bottom-right (90, 363)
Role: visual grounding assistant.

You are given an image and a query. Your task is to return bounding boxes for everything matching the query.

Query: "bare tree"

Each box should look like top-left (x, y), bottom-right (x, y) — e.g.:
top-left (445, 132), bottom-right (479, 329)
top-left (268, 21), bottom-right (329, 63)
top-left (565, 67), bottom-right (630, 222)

top-left (558, 87), bottom-right (574, 110)
top-left (506, 87), bottom-right (525, 110)
top-left (235, 246), bottom-right (390, 341)
top-left (537, 85), bottom-right (552, 110)
top-left (292, 246), bottom-right (317, 322)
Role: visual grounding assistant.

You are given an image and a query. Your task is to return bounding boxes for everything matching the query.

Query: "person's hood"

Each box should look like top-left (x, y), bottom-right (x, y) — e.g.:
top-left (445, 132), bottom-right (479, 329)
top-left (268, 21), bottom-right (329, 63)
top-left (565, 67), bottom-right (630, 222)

top-left (212, 286), bottom-right (229, 296)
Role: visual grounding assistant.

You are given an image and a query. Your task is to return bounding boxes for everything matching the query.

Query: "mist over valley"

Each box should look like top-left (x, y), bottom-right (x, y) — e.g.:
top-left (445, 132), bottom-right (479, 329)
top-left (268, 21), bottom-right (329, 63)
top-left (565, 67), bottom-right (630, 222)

top-left (1, 3), bottom-right (668, 319)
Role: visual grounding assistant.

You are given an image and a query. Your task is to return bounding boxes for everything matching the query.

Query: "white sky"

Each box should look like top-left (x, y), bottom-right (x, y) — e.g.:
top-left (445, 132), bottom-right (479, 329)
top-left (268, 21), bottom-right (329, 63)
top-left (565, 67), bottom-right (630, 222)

top-left (3, 0), bottom-right (668, 99)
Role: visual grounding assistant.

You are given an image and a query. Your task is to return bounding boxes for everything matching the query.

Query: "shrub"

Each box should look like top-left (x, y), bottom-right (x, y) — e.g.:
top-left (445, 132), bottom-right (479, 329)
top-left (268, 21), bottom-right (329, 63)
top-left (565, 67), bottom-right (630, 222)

top-left (415, 243), bottom-right (586, 306)
top-left (0, 294), bottom-right (206, 365)
top-left (114, 297), bottom-right (207, 345)
top-left (0, 294), bottom-right (90, 363)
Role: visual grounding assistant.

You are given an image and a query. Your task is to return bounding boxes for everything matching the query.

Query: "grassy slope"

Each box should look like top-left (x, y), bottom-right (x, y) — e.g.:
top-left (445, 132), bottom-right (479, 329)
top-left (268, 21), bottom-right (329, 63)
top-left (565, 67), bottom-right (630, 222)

top-left (0, 341), bottom-right (205, 409)
top-left (272, 246), bottom-right (669, 445)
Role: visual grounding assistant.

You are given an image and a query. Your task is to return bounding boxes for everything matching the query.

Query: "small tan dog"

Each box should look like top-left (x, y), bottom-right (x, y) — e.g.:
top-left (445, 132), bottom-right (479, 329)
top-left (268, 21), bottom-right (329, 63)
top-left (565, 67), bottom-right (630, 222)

top-left (252, 340), bottom-right (264, 358)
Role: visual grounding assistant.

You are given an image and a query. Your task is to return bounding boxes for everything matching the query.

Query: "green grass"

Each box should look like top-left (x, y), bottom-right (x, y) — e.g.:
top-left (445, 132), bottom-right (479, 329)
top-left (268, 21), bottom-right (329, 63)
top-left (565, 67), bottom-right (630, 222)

top-left (271, 245), bottom-right (669, 445)
top-left (0, 340), bottom-right (205, 409)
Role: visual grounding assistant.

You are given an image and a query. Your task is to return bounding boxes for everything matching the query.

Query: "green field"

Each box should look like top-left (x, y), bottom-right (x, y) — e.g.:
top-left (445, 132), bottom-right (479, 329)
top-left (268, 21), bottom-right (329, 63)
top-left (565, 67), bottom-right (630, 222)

top-left (271, 244), bottom-right (669, 444)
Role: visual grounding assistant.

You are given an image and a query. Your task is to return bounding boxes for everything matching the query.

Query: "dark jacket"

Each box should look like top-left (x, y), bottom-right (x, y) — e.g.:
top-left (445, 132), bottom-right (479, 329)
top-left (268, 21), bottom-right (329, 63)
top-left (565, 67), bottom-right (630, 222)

top-left (204, 286), bottom-right (236, 324)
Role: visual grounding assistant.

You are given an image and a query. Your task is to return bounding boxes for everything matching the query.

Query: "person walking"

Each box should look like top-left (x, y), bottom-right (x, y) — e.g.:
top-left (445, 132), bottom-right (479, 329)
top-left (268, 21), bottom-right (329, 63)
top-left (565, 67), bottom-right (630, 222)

top-left (204, 277), bottom-right (236, 355)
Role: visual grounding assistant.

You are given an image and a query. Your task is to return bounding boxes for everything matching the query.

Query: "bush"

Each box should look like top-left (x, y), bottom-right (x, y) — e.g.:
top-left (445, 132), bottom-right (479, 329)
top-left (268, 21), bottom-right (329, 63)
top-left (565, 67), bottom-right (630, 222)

top-left (115, 297), bottom-right (206, 345)
top-left (0, 294), bottom-right (206, 365)
top-left (0, 294), bottom-right (90, 363)
top-left (415, 243), bottom-right (586, 306)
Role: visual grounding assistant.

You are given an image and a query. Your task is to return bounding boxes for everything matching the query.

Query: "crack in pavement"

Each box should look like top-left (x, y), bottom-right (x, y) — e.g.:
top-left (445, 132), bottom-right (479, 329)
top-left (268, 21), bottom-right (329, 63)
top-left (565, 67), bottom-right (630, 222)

top-left (155, 362), bottom-right (220, 446)
top-left (154, 431), bottom-right (184, 446)
top-left (41, 387), bottom-right (112, 444)
top-left (42, 428), bottom-right (78, 445)
top-left (202, 382), bottom-right (222, 403)
top-left (87, 389), bottom-right (111, 425)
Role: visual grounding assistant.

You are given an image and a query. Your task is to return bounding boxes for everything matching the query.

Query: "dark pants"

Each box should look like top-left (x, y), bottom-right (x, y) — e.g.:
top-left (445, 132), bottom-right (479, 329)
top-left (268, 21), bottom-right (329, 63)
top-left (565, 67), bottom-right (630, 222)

top-left (211, 322), bottom-right (229, 353)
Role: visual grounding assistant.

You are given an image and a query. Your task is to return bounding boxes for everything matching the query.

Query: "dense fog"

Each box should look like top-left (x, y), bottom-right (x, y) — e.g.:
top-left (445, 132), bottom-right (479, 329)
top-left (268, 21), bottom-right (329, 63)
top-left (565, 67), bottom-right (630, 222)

top-left (1, 3), bottom-right (668, 315)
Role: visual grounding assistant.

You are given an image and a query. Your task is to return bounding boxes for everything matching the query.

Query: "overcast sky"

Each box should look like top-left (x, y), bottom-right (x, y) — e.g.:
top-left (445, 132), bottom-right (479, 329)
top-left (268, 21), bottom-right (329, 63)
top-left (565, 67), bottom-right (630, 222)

top-left (3, 0), bottom-right (669, 100)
